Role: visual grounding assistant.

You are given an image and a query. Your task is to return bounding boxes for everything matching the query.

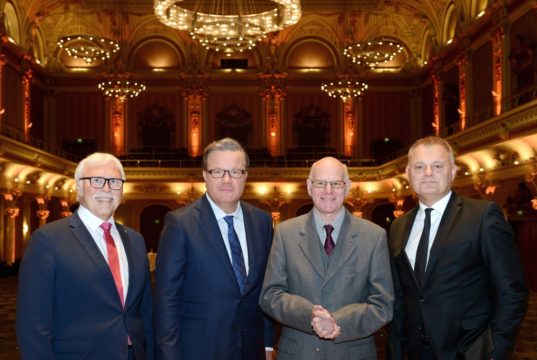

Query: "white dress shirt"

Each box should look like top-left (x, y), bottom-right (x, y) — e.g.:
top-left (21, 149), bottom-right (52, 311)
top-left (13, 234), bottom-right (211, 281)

top-left (206, 193), bottom-right (250, 275)
top-left (77, 205), bottom-right (130, 300)
top-left (405, 191), bottom-right (451, 269)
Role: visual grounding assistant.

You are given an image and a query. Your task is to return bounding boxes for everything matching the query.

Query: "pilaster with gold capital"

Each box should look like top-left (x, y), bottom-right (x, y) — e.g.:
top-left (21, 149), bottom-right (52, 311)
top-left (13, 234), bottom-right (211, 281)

top-left (259, 72), bottom-right (287, 157)
top-left (22, 65), bottom-right (33, 143)
top-left (110, 98), bottom-right (125, 156)
top-left (4, 206), bottom-right (20, 265)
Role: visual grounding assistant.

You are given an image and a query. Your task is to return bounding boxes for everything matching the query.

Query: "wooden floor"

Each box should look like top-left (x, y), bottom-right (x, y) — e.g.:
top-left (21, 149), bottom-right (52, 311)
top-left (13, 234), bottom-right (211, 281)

top-left (1, 275), bottom-right (536, 359)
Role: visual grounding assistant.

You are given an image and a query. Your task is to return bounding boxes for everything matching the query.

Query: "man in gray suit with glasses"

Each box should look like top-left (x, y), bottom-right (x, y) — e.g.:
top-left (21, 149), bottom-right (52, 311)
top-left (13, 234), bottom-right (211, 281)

top-left (260, 156), bottom-right (393, 360)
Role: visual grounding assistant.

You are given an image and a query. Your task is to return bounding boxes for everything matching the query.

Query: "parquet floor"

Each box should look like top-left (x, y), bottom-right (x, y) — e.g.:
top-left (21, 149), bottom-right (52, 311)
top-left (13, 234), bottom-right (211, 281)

top-left (1, 275), bottom-right (536, 359)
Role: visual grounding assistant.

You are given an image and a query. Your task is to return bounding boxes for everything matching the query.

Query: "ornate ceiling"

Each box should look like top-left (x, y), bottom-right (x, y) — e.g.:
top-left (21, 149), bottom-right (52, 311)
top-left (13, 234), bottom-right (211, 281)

top-left (4, 0), bottom-right (492, 75)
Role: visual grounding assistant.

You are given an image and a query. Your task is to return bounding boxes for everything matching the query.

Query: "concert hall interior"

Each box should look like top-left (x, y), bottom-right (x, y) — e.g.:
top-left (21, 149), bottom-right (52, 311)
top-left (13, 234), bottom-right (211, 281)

top-left (1, 0), bottom-right (537, 358)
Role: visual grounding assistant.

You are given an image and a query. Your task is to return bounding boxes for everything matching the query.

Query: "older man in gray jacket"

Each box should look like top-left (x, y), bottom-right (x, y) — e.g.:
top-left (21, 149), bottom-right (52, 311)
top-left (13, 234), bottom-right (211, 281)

top-left (260, 157), bottom-right (393, 360)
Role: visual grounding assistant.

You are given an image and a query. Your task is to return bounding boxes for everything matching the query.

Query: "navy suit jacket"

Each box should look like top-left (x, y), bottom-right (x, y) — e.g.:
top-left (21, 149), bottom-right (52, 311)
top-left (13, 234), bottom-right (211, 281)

top-left (155, 195), bottom-right (274, 360)
top-left (388, 192), bottom-right (528, 360)
top-left (16, 211), bottom-right (154, 360)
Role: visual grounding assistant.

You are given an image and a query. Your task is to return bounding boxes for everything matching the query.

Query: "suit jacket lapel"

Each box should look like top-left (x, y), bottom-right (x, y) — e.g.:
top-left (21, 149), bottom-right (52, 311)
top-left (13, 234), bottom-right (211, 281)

top-left (423, 192), bottom-right (461, 286)
top-left (69, 212), bottom-right (122, 305)
top-left (242, 203), bottom-right (261, 295)
top-left (298, 211), bottom-right (325, 279)
top-left (392, 207), bottom-right (420, 287)
top-left (194, 196), bottom-right (242, 293)
top-left (117, 223), bottom-right (135, 308)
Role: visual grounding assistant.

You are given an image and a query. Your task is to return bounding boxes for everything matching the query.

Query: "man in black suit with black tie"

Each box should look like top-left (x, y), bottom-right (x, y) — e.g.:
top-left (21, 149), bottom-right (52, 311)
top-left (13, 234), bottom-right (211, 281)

top-left (388, 136), bottom-right (528, 359)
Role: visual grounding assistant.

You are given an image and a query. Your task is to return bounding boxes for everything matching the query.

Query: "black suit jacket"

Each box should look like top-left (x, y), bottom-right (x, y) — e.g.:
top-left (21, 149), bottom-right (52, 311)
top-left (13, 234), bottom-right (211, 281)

top-left (16, 211), bottom-right (154, 360)
top-left (388, 192), bottom-right (527, 360)
top-left (154, 195), bottom-right (274, 360)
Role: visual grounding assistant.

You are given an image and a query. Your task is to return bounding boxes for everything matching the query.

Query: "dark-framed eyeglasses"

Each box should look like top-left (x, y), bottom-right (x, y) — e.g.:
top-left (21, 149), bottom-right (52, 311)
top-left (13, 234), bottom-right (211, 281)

top-left (79, 177), bottom-right (125, 190)
top-left (310, 179), bottom-right (347, 189)
top-left (206, 169), bottom-right (247, 179)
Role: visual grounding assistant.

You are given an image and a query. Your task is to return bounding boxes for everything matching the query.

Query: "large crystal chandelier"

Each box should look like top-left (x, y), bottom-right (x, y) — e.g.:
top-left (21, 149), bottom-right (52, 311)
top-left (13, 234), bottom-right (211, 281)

top-left (154, 0), bottom-right (302, 55)
top-left (344, 38), bottom-right (404, 69)
top-left (57, 35), bottom-right (119, 64)
top-left (321, 78), bottom-right (368, 102)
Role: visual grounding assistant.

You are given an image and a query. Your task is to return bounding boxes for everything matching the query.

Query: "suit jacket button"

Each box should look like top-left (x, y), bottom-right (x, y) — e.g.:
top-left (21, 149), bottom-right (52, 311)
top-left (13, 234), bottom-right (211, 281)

top-left (315, 347), bottom-right (320, 352)
top-left (419, 296), bottom-right (425, 302)
top-left (122, 346), bottom-right (128, 353)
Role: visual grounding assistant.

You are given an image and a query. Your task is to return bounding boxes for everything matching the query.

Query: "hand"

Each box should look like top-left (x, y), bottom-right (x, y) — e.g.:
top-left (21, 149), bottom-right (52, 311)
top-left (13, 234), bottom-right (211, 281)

top-left (311, 305), bottom-right (341, 339)
top-left (265, 350), bottom-right (274, 360)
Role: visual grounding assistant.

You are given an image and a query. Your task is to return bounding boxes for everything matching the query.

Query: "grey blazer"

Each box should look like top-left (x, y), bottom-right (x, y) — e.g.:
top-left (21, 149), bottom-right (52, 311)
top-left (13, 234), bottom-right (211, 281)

top-left (260, 209), bottom-right (394, 360)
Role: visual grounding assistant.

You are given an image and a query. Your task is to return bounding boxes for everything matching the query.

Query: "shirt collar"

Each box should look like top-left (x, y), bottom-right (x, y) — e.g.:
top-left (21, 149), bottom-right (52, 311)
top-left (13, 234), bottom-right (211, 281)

top-left (419, 190), bottom-right (452, 215)
top-left (205, 193), bottom-right (243, 221)
top-left (77, 204), bottom-right (115, 230)
top-left (313, 206), bottom-right (345, 231)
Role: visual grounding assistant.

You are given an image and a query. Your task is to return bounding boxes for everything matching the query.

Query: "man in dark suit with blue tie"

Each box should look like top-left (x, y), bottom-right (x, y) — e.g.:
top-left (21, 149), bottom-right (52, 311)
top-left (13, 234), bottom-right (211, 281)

top-left (388, 136), bottom-right (528, 359)
top-left (17, 152), bottom-right (154, 360)
top-left (155, 137), bottom-right (274, 360)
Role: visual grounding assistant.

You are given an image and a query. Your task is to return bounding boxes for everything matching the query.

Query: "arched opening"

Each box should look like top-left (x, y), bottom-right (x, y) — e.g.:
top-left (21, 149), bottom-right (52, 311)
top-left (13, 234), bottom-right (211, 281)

top-left (140, 204), bottom-right (172, 253)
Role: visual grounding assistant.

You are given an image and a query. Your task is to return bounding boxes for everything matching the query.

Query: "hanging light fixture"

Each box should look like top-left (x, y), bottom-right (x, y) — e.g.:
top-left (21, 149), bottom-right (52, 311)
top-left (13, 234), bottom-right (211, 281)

top-left (98, 76), bottom-right (146, 101)
top-left (56, 3), bottom-right (119, 64)
top-left (343, 38), bottom-right (404, 68)
top-left (154, 0), bottom-right (302, 55)
top-left (57, 35), bottom-right (119, 64)
top-left (98, 0), bottom-right (145, 100)
top-left (321, 78), bottom-right (368, 102)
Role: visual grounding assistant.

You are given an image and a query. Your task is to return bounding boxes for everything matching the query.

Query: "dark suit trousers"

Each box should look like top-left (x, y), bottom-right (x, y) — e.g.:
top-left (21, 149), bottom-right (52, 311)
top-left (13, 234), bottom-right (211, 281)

top-left (420, 344), bottom-right (436, 360)
top-left (128, 346), bottom-right (135, 360)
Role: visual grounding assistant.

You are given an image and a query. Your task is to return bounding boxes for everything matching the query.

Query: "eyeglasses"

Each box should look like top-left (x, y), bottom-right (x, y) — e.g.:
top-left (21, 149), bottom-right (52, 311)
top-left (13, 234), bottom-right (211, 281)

top-left (310, 180), bottom-right (347, 189)
top-left (206, 169), bottom-right (247, 179)
top-left (79, 177), bottom-right (125, 190)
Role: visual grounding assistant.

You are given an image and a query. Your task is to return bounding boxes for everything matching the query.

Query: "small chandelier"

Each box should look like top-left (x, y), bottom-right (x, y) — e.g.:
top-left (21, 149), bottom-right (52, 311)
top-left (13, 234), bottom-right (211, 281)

top-left (98, 77), bottom-right (146, 101)
top-left (344, 38), bottom-right (404, 68)
top-left (57, 35), bottom-right (119, 64)
top-left (321, 79), bottom-right (368, 102)
top-left (154, 0), bottom-right (302, 55)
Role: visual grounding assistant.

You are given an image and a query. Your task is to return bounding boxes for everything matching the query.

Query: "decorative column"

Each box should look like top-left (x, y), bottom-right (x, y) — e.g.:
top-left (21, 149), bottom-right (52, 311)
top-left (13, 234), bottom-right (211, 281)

top-left (262, 186), bottom-right (289, 225)
top-left (343, 98), bottom-right (356, 157)
top-left (110, 98), bottom-right (125, 156)
top-left (457, 52), bottom-right (468, 131)
top-left (0, 192), bottom-right (4, 262)
top-left (0, 52), bottom-right (5, 128)
top-left (346, 187), bottom-right (372, 218)
top-left (186, 93), bottom-right (204, 157)
top-left (260, 72), bottom-right (286, 157)
top-left (181, 51), bottom-right (208, 158)
top-left (22, 66), bottom-right (33, 142)
top-left (36, 210), bottom-right (50, 227)
top-left (491, 19), bottom-right (510, 115)
top-left (5, 206), bottom-right (20, 265)
top-left (431, 74), bottom-right (441, 136)
top-left (35, 196), bottom-right (50, 228)
top-left (390, 194), bottom-right (406, 218)
top-left (60, 199), bottom-right (72, 218)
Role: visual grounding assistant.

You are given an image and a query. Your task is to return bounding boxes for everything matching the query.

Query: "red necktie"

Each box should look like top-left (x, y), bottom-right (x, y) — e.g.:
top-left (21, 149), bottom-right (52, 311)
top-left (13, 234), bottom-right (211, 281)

top-left (323, 224), bottom-right (335, 256)
top-left (100, 221), bottom-right (124, 307)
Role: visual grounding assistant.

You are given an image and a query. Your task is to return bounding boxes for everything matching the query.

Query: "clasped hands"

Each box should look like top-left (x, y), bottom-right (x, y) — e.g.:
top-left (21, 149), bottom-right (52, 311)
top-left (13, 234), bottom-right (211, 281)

top-left (310, 304), bottom-right (341, 339)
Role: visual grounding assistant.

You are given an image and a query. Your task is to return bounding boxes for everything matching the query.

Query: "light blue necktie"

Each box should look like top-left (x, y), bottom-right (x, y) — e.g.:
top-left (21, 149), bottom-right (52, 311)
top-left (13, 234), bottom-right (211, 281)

top-left (224, 216), bottom-right (247, 293)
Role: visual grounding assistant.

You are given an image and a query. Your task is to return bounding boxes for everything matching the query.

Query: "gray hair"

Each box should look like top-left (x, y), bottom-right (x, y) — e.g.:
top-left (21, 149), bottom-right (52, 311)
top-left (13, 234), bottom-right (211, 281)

top-left (202, 137), bottom-right (249, 170)
top-left (75, 153), bottom-right (125, 201)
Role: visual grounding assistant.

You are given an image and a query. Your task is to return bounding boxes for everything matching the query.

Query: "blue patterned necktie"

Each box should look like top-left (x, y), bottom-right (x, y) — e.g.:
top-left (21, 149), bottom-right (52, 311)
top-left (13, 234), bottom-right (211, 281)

top-left (224, 216), bottom-right (247, 293)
